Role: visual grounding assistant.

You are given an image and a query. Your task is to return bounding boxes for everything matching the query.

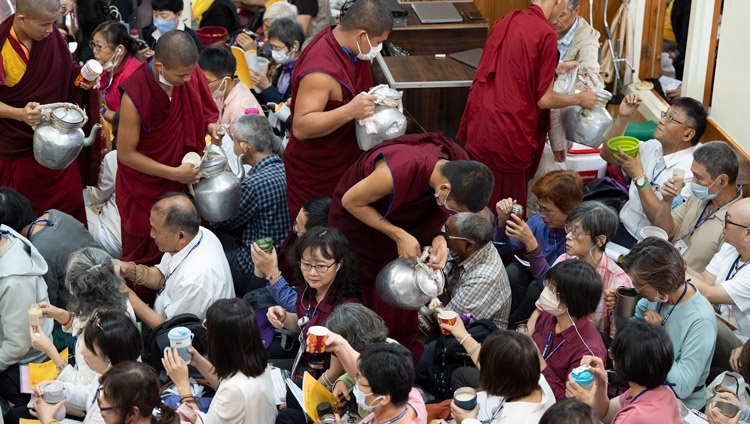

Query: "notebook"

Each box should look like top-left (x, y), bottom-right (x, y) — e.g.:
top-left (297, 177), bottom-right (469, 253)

top-left (411, 2), bottom-right (463, 24)
top-left (450, 48), bottom-right (483, 69)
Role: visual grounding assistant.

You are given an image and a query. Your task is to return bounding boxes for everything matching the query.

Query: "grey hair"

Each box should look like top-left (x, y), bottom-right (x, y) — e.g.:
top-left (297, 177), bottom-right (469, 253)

top-left (451, 212), bottom-right (493, 246)
top-left (568, 0), bottom-right (581, 10)
top-left (566, 201), bottom-right (619, 251)
top-left (324, 304), bottom-right (388, 352)
top-left (264, 1), bottom-right (298, 22)
top-left (693, 141), bottom-right (739, 183)
top-left (65, 247), bottom-right (128, 319)
top-left (232, 114), bottom-right (284, 156)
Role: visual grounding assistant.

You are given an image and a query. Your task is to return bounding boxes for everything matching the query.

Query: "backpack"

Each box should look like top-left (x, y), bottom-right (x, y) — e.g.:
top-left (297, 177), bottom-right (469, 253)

top-left (416, 319), bottom-right (499, 402)
top-left (582, 177), bottom-right (630, 212)
top-left (142, 313), bottom-right (208, 374)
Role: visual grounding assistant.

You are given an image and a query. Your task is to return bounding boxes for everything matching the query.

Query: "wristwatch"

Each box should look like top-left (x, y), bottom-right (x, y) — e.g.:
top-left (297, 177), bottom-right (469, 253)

top-left (634, 174), bottom-right (650, 190)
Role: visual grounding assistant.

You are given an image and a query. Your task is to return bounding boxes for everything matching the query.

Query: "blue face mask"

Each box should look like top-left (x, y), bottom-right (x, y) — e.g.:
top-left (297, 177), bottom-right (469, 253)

top-left (153, 18), bottom-right (176, 34)
top-left (690, 177), bottom-right (720, 201)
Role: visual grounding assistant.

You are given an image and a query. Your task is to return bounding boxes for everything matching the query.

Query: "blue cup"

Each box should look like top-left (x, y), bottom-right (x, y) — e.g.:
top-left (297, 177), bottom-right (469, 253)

top-left (165, 326), bottom-right (194, 364)
top-left (571, 368), bottom-right (594, 390)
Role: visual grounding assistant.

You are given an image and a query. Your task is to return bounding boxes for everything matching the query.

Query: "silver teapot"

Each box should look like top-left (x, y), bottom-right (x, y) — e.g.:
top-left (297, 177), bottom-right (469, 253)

top-left (376, 247), bottom-right (444, 310)
top-left (564, 89), bottom-right (614, 148)
top-left (33, 103), bottom-right (101, 170)
top-left (355, 85), bottom-right (406, 151)
top-left (191, 147), bottom-right (245, 222)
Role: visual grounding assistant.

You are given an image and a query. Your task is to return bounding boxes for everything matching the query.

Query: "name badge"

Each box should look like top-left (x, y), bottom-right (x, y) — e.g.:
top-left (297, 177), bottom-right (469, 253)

top-left (674, 239), bottom-right (689, 255)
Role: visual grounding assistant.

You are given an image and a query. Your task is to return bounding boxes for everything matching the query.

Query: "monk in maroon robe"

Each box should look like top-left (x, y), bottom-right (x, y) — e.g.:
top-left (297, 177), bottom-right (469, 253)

top-left (329, 133), bottom-right (494, 361)
top-left (116, 30), bottom-right (218, 303)
top-left (0, 1), bottom-right (102, 224)
top-left (457, 0), bottom-right (596, 211)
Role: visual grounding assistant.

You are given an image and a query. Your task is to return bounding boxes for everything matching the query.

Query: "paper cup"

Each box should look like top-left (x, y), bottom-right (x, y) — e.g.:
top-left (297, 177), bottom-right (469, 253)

top-left (306, 326), bottom-right (329, 354)
top-left (672, 168), bottom-right (685, 191)
top-left (453, 387), bottom-right (477, 411)
top-left (182, 152), bottom-right (201, 167)
top-left (75, 59), bottom-right (102, 87)
top-left (275, 102), bottom-right (291, 122)
top-left (438, 310), bottom-right (458, 335)
top-left (639, 226), bottom-right (668, 241)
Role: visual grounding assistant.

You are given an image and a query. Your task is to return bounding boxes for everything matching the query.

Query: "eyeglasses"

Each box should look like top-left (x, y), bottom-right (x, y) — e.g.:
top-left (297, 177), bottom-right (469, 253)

top-left (660, 110), bottom-right (693, 128)
top-left (299, 261), bottom-right (337, 273)
top-left (564, 224), bottom-right (589, 239)
top-left (95, 386), bottom-right (116, 412)
top-left (89, 41), bottom-right (111, 52)
top-left (725, 218), bottom-right (750, 229)
top-left (537, 202), bottom-right (555, 216)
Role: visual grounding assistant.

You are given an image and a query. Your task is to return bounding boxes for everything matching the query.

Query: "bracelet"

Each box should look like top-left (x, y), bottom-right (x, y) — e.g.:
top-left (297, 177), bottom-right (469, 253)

top-left (180, 395), bottom-right (197, 404)
top-left (322, 372), bottom-right (334, 389)
top-left (61, 311), bottom-right (73, 327)
top-left (266, 271), bottom-right (282, 281)
top-left (55, 361), bottom-right (68, 373)
top-left (458, 334), bottom-right (471, 346)
top-left (466, 343), bottom-right (481, 356)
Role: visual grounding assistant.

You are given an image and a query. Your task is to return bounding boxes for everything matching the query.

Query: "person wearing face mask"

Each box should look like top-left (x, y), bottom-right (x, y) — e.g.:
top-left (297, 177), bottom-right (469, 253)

top-left (544, 202), bottom-right (633, 338)
top-left (650, 141), bottom-right (741, 272)
top-left (143, 0), bottom-right (202, 53)
top-left (284, 0), bottom-right (392, 223)
top-left (116, 30), bottom-right (220, 287)
top-left (328, 132), bottom-right (493, 361)
top-left (90, 21), bottom-right (143, 123)
top-left (611, 238), bottom-right (716, 411)
top-left (250, 18), bottom-right (304, 108)
top-left (527, 259), bottom-right (607, 400)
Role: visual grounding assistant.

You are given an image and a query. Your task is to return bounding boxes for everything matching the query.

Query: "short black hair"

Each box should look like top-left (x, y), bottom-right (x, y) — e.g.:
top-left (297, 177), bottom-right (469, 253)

top-left (358, 343), bottom-right (413, 406)
top-left (100, 362), bottom-right (179, 424)
top-left (152, 192), bottom-right (200, 237)
top-left (693, 141), bottom-right (739, 184)
top-left (539, 398), bottom-right (598, 424)
top-left (672, 97), bottom-right (707, 145)
top-left (268, 18), bottom-right (305, 51)
top-left (198, 46), bottom-right (236, 78)
top-left (442, 160), bottom-right (494, 212)
top-left (479, 331), bottom-right (540, 400)
top-left (0, 187), bottom-right (36, 233)
top-left (205, 298), bottom-right (268, 379)
top-left (566, 201), bottom-right (619, 251)
top-left (302, 197), bottom-right (331, 230)
top-left (84, 310), bottom-right (142, 365)
top-left (152, 0), bottom-right (182, 13)
top-left (610, 321), bottom-right (674, 388)
top-left (545, 259), bottom-right (602, 318)
top-left (340, 0), bottom-right (393, 36)
top-left (621, 238), bottom-right (685, 294)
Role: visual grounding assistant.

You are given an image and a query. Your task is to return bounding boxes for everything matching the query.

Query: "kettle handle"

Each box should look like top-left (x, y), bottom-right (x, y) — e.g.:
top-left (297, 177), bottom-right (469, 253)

top-left (36, 102), bottom-right (88, 127)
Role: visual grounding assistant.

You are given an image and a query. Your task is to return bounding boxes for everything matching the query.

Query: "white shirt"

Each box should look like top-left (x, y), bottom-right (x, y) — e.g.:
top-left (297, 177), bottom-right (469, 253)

top-left (620, 139), bottom-right (696, 239)
top-left (706, 243), bottom-right (750, 342)
top-left (154, 227), bottom-right (234, 320)
top-left (476, 375), bottom-right (556, 424)
top-left (86, 151), bottom-right (121, 258)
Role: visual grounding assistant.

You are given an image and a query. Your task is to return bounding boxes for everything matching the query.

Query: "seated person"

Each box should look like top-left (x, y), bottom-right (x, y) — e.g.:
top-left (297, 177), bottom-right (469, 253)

top-left (566, 321), bottom-right (681, 423)
top-left (293, 197), bottom-right (331, 238)
top-left (440, 211), bottom-right (511, 329)
top-left (0, 187), bottom-right (101, 309)
top-left (652, 141), bottom-right (742, 272)
top-left (0, 223), bottom-right (52, 406)
top-left (539, 398), bottom-right (600, 424)
top-left (87, 149), bottom-right (122, 258)
top-left (688, 198), bottom-right (750, 364)
top-left (235, 1), bottom-right (299, 54)
top-left (494, 170), bottom-right (583, 328)
top-left (290, 0), bottom-right (331, 39)
top-left (194, 0), bottom-right (241, 36)
top-left (528, 259), bottom-right (607, 400)
top-left (612, 238), bottom-right (716, 411)
top-left (251, 17), bottom-right (305, 111)
top-left (726, 342), bottom-right (750, 422)
top-left (548, 201), bottom-right (633, 338)
top-left (211, 115), bottom-right (290, 296)
top-left (118, 193), bottom-right (235, 328)
top-left (144, 0), bottom-right (202, 52)
top-left (449, 331), bottom-right (555, 424)
top-left (602, 94), bottom-right (707, 247)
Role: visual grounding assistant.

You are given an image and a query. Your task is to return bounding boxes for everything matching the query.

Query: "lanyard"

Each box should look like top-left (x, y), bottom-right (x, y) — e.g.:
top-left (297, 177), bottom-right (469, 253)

top-left (26, 218), bottom-right (53, 239)
top-left (726, 255), bottom-right (750, 281)
top-left (480, 399), bottom-right (505, 424)
top-left (659, 282), bottom-right (688, 326)
top-left (160, 231), bottom-right (204, 293)
top-left (689, 202), bottom-right (719, 237)
top-left (364, 407), bottom-right (408, 424)
top-left (542, 331), bottom-right (566, 360)
top-left (630, 388), bottom-right (649, 403)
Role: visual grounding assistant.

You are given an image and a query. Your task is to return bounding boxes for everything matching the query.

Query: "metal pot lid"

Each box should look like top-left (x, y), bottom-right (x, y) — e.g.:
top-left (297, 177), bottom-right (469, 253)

top-left (51, 106), bottom-right (85, 125)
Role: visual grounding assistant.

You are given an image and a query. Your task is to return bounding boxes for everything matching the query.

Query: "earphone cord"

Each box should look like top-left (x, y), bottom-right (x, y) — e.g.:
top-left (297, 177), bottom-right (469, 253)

top-left (567, 310), bottom-right (596, 357)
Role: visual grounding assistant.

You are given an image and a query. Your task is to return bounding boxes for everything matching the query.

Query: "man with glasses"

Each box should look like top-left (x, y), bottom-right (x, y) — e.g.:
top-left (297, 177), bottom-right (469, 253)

top-left (687, 198), bottom-right (750, 368)
top-left (601, 93), bottom-right (708, 247)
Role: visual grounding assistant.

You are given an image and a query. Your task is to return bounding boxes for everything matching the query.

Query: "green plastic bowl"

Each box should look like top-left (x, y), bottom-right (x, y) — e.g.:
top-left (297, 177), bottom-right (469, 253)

top-left (607, 136), bottom-right (640, 157)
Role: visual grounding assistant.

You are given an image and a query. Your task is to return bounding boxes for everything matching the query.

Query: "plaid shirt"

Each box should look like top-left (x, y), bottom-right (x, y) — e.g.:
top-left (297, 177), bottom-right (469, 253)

top-left (445, 242), bottom-right (512, 329)
top-left (557, 17), bottom-right (579, 61)
top-left (211, 155), bottom-right (290, 276)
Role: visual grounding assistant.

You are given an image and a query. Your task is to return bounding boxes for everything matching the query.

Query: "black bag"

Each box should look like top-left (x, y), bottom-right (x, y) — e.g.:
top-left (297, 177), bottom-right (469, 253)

top-left (141, 313), bottom-right (208, 374)
top-left (415, 319), bottom-right (499, 402)
top-left (582, 177), bottom-right (630, 212)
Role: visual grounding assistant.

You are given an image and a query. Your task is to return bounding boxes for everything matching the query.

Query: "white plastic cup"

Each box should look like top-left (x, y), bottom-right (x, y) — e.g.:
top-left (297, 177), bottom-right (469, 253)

top-left (274, 102), bottom-right (291, 122)
top-left (75, 59), bottom-right (102, 87)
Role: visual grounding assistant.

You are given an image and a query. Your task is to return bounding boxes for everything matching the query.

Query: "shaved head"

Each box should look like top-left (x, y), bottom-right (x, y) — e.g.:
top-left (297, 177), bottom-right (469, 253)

top-left (153, 30), bottom-right (199, 69)
top-left (340, 0), bottom-right (393, 37)
top-left (16, 0), bottom-right (60, 17)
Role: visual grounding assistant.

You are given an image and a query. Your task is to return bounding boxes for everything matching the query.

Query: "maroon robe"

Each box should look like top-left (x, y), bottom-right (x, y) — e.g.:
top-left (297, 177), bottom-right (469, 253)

top-left (457, 5), bottom-right (558, 209)
top-left (328, 133), bottom-right (469, 361)
top-left (284, 26), bottom-right (373, 221)
top-left (0, 15), bottom-right (103, 223)
top-left (116, 60), bottom-right (218, 271)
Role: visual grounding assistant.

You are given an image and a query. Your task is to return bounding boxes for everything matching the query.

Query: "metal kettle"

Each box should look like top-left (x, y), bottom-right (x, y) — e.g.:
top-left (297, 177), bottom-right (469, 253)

top-left (191, 147), bottom-right (245, 222)
top-left (33, 103), bottom-right (101, 170)
top-left (375, 247), bottom-right (444, 310)
top-left (564, 89), bottom-right (614, 148)
top-left (355, 85), bottom-right (407, 151)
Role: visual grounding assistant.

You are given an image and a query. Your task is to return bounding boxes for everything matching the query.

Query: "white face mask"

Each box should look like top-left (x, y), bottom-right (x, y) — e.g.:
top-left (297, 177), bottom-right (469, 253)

top-left (356, 33), bottom-right (382, 61)
top-left (102, 47), bottom-right (122, 71)
top-left (158, 65), bottom-right (174, 87)
top-left (272, 47), bottom-right (295, 65)
top-left (211, 77), bottom-right (228, 99)
top-left (537, 286), bottom-right (567, 316)
top-left (353, 384), bottom-right (383, 413)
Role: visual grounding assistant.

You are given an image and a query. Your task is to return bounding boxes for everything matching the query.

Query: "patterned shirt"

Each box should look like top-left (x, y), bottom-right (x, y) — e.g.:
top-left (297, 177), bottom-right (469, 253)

top-left (211, 155), bottom-right (290, 277)
top-left (445, 242), bottom-right (512, 329)
top-left (557, 17), bottom-right (579, 61)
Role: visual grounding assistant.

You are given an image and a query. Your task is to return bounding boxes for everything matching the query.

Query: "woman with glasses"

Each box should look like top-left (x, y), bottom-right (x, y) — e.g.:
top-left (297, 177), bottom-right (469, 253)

top-left (31, 310), bottom-right (142, 424)
top-left (162, 298), bottom-right (277, 424)
top-left (250, 18), bottom-right (305, 106)
top-left (494, 170), bottom-right (583, 328)
top-left (566, 321), bottom-right (681, 424)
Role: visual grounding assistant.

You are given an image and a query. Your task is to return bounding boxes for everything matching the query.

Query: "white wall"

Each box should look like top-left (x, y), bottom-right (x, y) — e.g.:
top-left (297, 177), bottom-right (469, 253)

top-left (710, 0), bottom-right (749, 150)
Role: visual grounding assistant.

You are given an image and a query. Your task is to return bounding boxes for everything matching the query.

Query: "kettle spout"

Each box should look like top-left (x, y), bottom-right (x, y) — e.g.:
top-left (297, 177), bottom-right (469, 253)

top-left (83, 123), bottom-right (102, 147)
top-left (235, 154), bottom-right (246, 179)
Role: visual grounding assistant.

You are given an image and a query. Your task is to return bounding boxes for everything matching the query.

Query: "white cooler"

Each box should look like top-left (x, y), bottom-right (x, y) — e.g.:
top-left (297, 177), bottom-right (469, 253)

top-left (565, 142), bottom-right (607, 183)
